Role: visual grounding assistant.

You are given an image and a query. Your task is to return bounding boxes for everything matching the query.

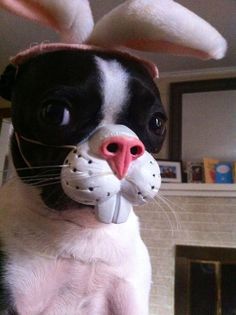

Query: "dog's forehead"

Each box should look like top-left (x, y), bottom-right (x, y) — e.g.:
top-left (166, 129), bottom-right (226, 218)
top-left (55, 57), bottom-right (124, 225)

top-left (13, 48), bottom-right (159, 125)
top-left (14, 49), bottom-right (152, 95)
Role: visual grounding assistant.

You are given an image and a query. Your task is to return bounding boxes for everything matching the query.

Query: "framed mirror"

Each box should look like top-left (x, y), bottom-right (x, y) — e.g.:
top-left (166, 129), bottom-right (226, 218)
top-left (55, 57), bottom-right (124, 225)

top-left (169, 78), bottom-right (236, 161)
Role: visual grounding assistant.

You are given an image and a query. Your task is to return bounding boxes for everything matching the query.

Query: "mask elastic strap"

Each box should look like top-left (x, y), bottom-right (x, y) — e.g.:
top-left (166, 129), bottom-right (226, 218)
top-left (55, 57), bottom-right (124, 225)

top-left (14, 132), bottom-right (77, 169)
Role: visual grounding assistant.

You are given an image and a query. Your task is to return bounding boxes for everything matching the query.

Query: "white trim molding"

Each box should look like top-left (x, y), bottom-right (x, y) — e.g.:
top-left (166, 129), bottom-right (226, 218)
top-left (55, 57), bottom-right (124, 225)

top-left (159, 66), bottom-right (236, 80)
top-left (160, 183), bottom-right (236, 197)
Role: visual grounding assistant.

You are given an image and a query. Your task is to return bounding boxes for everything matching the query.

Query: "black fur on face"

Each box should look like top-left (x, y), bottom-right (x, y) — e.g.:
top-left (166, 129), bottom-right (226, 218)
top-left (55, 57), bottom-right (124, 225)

top-left (1, 49), bottom-right (167, 210)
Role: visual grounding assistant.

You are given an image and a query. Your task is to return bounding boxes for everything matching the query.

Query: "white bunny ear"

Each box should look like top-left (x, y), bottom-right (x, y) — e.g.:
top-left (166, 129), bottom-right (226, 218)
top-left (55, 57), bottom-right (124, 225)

top-left (0, 0), bottom-right (94, 43)
top-left (88, 0), bottom-right (227, 60)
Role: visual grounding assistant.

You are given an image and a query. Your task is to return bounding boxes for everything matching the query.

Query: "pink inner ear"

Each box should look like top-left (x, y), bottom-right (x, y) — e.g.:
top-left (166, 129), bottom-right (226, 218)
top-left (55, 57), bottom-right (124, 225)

top-left (124, 39), bottom-right (211, 60)
top-left (1, 0), bottom-right (59, 30)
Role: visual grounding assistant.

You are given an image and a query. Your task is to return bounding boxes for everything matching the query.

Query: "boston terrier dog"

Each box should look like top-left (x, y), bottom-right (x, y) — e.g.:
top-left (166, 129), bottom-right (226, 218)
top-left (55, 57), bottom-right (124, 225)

top-left (0, 0), bottom-right (227, 313)
top-left (0, 47), bottom-right (166, 315)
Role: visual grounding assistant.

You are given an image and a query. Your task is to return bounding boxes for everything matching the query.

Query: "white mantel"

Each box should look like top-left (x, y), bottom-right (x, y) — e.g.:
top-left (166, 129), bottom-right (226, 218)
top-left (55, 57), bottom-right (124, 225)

top-left (160, 183), bottom-right (236, 197)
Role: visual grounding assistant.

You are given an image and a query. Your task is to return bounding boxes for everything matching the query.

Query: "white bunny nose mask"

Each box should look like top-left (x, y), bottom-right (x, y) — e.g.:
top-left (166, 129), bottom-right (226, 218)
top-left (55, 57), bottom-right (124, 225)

top-left (61, 125), bottom-right (161, 224)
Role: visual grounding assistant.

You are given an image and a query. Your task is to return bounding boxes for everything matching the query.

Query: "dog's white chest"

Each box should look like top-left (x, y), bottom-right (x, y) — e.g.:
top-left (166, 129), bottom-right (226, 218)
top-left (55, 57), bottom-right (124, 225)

top-left (8, 257), bottom-right (117, 314)
top-left (7, 239), bottom-right (150, 315)
top-left (0, 182), bottom-right (151, 315)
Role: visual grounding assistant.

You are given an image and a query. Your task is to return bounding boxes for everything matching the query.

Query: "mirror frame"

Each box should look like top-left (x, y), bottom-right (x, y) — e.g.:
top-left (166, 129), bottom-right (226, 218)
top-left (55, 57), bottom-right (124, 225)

top-left (169, 77), bottom-right (236, 161)
top-left (0, 107), bottom-right (11, 128)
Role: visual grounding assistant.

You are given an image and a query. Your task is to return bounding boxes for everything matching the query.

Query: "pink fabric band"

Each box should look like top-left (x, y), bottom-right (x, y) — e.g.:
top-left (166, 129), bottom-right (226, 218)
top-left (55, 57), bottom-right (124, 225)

top-left (10, 42), bottom-right (159, 79)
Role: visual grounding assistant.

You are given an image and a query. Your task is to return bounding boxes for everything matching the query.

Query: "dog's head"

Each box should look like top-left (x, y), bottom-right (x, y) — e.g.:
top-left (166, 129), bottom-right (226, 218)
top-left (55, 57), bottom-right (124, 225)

top-left (0, 0), bottom-right (226, 223)
top-left (1, 48), bottom-right (166, 223)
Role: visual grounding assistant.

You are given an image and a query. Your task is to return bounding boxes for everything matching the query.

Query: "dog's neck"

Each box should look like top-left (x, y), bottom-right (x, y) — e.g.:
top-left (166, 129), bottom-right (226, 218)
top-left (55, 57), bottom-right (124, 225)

top-left (0, 176), bottom-right (139, 264)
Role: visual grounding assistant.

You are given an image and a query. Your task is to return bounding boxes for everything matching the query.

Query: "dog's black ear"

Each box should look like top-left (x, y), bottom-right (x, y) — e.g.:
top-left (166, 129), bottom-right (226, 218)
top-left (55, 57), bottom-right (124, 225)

top-left (0, 64), bottom-right (17, 101)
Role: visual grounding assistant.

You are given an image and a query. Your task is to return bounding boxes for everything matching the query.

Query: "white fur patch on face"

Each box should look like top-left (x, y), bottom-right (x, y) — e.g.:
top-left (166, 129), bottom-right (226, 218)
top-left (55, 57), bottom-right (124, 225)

top-left (95, 57), bottom-right (129, 124)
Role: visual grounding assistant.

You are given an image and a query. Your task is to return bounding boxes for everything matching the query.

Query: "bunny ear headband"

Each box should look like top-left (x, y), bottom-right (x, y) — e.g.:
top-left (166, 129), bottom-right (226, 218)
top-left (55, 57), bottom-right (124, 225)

top-left (0, 0), bottom-right (227, 77)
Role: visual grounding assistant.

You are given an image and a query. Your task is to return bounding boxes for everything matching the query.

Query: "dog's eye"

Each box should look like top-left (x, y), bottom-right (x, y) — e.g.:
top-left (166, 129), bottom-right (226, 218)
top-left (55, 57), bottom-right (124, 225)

top-left (149, 113), bottom-right (166, 135)
top-left (41, 100), bottom-right (71, 126)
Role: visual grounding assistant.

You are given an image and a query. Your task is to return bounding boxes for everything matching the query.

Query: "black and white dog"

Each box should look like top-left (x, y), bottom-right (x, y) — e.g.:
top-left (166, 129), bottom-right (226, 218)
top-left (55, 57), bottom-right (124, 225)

top-left (0, 47), bottom-right (167, 315)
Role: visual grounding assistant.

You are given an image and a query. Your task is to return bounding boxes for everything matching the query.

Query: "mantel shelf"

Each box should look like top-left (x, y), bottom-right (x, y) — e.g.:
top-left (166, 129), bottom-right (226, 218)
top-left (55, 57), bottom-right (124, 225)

top-left (160, 183), bottom-right (236, 197)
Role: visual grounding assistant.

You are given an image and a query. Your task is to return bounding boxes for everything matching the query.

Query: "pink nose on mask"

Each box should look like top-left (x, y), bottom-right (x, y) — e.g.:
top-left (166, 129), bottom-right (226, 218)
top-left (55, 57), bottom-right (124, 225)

top-left (100, 136), bottom-right (145, 179)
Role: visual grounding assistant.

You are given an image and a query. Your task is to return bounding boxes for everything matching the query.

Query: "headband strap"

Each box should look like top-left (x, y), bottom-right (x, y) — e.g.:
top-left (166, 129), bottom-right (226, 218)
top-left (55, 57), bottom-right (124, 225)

top-left (11, 43), bottom-right (159, 79)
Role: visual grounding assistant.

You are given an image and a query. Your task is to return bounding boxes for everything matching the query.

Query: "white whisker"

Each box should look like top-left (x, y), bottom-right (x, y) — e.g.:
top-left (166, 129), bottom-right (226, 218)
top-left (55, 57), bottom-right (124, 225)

top-left (0, 164), bottom-right (68, 173)
top-left (156, 193), bottom-right (182, 231)
top-left (149, 194), bottom-right (175, 235)
top-left (126, 181), bottom-right (176, 234)
top-left (18, 173), bottom-right (62, 180)
top-left (31, 180), bottom-right (61, 188)
top-left (24, 176), bottom-right (61, 185)
top-left (158, 191), bottom-right (186, 212)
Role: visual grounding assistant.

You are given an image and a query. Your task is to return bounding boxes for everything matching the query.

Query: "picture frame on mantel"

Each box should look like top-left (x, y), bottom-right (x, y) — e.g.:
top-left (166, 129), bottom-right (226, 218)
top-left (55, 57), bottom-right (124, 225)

top-left (158, 160), bottom-right (182, 183)
top-left (169, 78), bottom-right (236, 162)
